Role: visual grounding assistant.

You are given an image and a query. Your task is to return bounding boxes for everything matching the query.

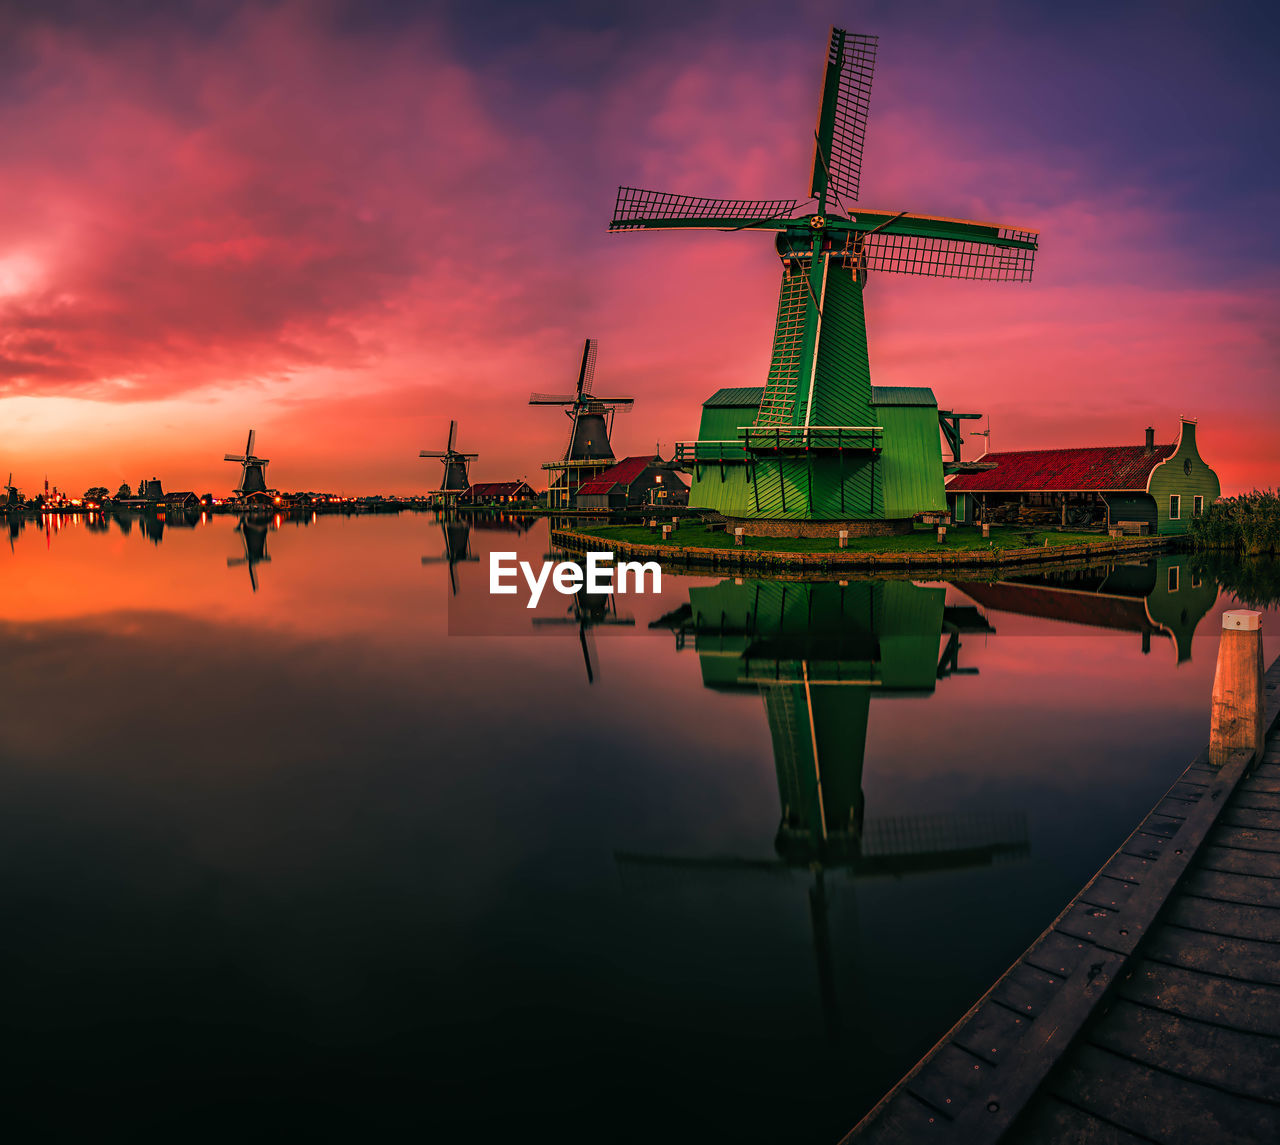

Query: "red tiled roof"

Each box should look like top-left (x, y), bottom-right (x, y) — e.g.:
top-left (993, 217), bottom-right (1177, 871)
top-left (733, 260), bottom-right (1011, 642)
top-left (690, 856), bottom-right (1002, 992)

top-left (467, 481), bottom-right (532, 497)
top-left (946, 444), bottom-right (1175, 493)
top-left (576, 455), bottom-right (657, 496)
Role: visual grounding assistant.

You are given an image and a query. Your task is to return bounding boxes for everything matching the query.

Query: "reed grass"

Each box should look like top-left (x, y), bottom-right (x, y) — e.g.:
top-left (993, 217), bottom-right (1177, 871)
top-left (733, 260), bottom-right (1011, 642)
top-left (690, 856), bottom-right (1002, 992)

top-left (1189, 489), bottom-right (1280, 555)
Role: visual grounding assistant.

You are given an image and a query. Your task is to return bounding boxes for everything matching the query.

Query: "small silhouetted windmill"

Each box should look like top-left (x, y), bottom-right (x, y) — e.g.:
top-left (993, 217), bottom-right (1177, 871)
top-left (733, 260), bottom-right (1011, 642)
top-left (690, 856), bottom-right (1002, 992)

top-left (419, 420), bottom-right (477, 504)
top-left (530, 340), bottom-right (634, 507)
top-left (224, 430), bottom-right (270, 496)
top-left (227, 518), bottom-right (271, 592)
top-left (2, 472), bottom-right (17, 507)
top-left (421, 516), bottom-right (479, 595)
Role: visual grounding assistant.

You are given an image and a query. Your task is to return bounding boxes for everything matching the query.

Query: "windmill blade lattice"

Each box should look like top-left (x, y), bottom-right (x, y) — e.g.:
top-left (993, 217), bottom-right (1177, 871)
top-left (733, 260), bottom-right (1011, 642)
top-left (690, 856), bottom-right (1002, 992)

top-left (810, 30), bottom-right (878, 208)
top-left (610, 187), bottom-right (798, 231)
top-left (856, 221), bottom-right (1038, 281)
top-left (577, 338), bottom-right (598, 397)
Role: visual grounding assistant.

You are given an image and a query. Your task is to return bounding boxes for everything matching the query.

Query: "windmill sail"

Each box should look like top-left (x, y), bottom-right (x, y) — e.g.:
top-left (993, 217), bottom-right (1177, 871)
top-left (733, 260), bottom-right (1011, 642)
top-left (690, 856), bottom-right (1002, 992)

top-left (810, 29), bottom-right (878, 209)
top-left (610, 187), bottom-right (797, 231)
top-left (854, 217), bottom-right (1037, 281)
top-left (577, 338), bottom-right (598, 397)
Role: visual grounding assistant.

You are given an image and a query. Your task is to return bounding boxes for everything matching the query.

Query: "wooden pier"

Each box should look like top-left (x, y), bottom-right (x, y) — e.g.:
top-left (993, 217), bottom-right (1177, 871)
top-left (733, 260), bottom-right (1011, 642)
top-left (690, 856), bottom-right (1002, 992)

top-left (844, 615), bottom-right (1280, 1144)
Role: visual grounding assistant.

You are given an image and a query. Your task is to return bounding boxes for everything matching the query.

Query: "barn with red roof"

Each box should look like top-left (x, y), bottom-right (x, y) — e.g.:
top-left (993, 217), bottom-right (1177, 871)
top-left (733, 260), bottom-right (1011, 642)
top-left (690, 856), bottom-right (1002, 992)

top-left (574, 455), bottom-right (688, 510)
top-left (945, 418), bottom-right (1220, 535)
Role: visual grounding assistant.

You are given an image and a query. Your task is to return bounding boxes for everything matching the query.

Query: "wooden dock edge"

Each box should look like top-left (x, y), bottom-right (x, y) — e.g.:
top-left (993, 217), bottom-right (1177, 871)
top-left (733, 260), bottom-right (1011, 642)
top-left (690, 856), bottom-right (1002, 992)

top-left (548, 529), bottom-right (1173, 574)
top-left (840, 651), bottom-right (1280, 1145)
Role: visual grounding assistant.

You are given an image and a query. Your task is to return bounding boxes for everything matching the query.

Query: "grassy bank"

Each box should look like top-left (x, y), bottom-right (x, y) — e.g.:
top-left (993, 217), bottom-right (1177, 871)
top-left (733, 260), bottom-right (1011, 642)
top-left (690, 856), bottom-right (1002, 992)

top-left (574, 522), bottom-right (1103, 554)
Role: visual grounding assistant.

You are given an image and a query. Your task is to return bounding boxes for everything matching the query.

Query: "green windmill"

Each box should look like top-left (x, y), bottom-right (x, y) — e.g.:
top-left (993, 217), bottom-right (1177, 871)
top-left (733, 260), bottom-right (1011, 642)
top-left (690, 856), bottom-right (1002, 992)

top-left (610, 28), bottom-right (1039, 536)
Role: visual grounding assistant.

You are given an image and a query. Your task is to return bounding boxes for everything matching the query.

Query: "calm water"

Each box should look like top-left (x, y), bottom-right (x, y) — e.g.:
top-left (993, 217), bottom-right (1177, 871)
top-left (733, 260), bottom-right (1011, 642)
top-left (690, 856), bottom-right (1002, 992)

top-left (2, 510), bottom-right (1276, 1141)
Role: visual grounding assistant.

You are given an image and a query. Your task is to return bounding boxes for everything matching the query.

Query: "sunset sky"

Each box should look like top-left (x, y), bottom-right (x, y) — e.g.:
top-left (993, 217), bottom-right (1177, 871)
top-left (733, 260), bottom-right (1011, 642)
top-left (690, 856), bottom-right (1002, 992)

top-left (1, 0), bottom-right (1277, 497)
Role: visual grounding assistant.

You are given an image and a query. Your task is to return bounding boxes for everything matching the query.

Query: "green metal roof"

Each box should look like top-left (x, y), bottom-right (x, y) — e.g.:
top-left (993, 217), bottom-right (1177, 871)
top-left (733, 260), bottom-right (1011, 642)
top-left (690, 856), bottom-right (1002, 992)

top-left (704, 386), bottom-right (765, 408)
top-left (870, 385), bottom-right (937, 407)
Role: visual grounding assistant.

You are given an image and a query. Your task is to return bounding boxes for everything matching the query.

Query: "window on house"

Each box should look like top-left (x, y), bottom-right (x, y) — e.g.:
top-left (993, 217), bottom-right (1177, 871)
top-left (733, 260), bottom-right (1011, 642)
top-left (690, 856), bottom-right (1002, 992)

top-left (1169, 566), bottom-right (1179, 592)
top-left (1169, 494), bottom-right (1180, 520)
top-left (1193, 495), bottom-right (1203, 517)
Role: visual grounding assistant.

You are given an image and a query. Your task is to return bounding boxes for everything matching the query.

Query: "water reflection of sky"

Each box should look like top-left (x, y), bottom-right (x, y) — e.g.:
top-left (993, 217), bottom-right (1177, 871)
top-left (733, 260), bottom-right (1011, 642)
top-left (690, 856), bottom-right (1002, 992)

top-left (1, 512), bottom-right (1276, 1141)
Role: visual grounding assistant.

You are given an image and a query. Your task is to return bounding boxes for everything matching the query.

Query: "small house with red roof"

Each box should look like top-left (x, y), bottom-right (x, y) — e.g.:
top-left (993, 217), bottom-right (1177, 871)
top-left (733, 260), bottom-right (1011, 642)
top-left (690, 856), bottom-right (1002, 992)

top-left (575, 455), bottom-right (688, 511)
top-left (465, 480), bottom-right (536, 505)
top-left (945, 419), bottom-right (1219, 535)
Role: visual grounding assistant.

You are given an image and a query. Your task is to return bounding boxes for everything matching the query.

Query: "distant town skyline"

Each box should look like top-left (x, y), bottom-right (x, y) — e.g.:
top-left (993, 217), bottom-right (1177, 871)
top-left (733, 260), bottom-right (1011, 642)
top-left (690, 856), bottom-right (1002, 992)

top-left (1, 0), bottom-right (1277, 495)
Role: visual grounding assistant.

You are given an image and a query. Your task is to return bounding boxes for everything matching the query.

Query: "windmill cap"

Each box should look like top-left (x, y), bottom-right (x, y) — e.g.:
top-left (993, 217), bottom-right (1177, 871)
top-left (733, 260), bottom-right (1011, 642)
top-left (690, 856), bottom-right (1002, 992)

top-left (1222, 610), bottom-right (1261, 631)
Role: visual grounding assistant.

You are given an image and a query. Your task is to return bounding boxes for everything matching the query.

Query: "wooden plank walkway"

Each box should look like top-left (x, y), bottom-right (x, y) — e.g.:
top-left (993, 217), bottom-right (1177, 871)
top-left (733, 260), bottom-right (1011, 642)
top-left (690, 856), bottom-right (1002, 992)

top-left (843, 653), bottom-right (1280, 1145)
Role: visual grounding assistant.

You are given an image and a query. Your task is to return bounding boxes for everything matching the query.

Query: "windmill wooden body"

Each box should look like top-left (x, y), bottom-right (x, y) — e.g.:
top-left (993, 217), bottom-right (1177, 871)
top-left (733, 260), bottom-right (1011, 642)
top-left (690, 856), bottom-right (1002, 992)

top-left (610, 28), bottom-right (1038, 536)
top-left (419, 420), bottom-right (477, 506)
top-left (224, 430), bottom-right (271, 497)
top-left (1, 473), bottom-right (17, 510)
top-left (531, 339), bottom-right (634, 509)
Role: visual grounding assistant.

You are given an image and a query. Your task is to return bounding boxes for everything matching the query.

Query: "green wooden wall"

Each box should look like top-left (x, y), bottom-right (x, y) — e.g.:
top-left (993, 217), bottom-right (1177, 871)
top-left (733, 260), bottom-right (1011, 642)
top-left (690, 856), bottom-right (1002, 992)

top-left (1147, 420), bottom-right (1221, 535)
top-left (873, 401), bottom-right (947, 518)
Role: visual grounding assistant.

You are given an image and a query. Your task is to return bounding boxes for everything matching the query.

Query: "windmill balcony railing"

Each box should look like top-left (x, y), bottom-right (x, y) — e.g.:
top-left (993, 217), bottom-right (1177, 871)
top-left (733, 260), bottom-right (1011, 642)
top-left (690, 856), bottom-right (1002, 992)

top-left (741, 426), bottom-right (882, 454)
top-left (674, 440), bottom-right (748, 464)
top-left (674, 427), bottom-right (882, 464)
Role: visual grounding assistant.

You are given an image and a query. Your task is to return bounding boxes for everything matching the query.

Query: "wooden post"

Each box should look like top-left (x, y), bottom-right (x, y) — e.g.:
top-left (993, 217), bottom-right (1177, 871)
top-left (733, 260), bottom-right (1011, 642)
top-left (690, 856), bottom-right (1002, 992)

top-left (1209, 610), bottom-right (1265, 766)
top-left (661, 524), bottom-right (672, 542)
top-left (734, 527), bottom-right (744, 547)
top-left (648, 518), bottom-right (658, 534)
top-left (937, 526), bottom-right (946, 545)
top-left (838, 529), bottom-right (848, 549)
top-left (982, 522), bottom-right (991, 539)
top-left (671, 517), bottom-right (679, 526)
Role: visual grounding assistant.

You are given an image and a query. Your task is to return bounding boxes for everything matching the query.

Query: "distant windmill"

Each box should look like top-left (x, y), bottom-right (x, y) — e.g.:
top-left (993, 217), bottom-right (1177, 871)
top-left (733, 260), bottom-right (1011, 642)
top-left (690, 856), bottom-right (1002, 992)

top-left (419, 420), bottom-right (477, 505)
top-left (227, 518), bottom-right (271, 592)
top-left (1, 472), bottom-right (17, 508)
top-left (224, 430), bottom-right (271, 496)
top-left (530, 339), bottom-right (634, 508)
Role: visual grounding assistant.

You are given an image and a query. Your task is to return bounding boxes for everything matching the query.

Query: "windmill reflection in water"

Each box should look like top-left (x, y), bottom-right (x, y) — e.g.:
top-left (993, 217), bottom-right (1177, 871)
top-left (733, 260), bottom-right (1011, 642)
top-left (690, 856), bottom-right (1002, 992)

top-left (227, 517), bottom-right (273, 593)
top-left (422, 512), bottom-right (480, 597)
top-left (627, 578), bottom-right (1029, 1039)
top-left (532, 550), bottom-right (635, 685)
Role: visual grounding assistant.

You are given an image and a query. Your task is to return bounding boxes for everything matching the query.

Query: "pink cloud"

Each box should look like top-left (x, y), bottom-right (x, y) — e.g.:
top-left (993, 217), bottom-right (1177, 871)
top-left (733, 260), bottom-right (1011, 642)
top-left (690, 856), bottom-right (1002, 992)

top-left (0, 9), bottom-right (1274, 496)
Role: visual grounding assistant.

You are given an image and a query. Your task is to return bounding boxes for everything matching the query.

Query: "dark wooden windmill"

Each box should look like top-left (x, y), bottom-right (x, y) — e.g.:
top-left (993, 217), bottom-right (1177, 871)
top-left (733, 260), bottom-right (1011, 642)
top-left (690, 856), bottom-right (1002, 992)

top-left (227, 518), bottom-right (271, 592)
top-left (1, 472), bottom-right (18, 509)
top-left (419, 420), bottom-right (477, 506)
top-left (530, 339), bottom-right (634, 508)
top-left (224, 429), bottom-right (271, 496)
